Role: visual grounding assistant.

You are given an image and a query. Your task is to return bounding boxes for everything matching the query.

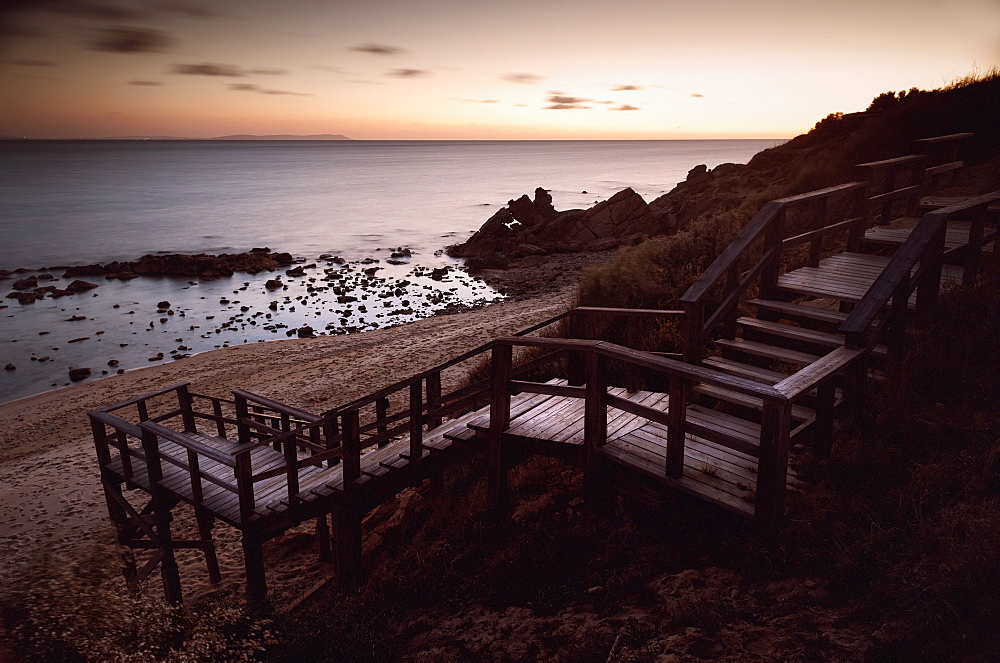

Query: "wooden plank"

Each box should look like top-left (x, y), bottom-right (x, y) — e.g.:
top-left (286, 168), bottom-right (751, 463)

top-left (856, 154), bottom-right (924, 168)
top-left (702, 357), bottom-right (790, 384)
top-left (693, 383), bottom-right (815, 422)
top-left (746, 299), bottom-right (849, 325)
top-left (737, 317), bottom-right (845, 348)
top-left (772, 346), bottom-right (865, 400)
top-left (714, 338), bottom-right (820, 366)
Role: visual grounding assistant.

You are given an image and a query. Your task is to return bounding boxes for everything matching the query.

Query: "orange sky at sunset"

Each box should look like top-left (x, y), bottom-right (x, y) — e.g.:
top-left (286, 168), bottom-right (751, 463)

top-left (1, 0), bottom-right (997, 139)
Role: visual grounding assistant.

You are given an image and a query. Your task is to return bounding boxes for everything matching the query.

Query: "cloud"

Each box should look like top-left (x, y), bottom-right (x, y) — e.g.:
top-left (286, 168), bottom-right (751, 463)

top-left (128, 79), bottom-right (162, 86)
top-left (173, 62), bottom-right (243, 76)
top-left (229, 83), bottom-right (312, 96)
top-left (502, 72), bottom-right (543, 84)
top-left (612, 84), bottom-right (643, 91)
top-left (350, 43), bottom-right (404, 55)
top-left (458, 98), bottom-right (500, 104)
top-left (611, 104), bottom-right (640, 111)
top-left (59, 2), bottom-right (147, 21)
top-left (249, 67), bottom-right (286, 75)
top-left (545, 93), bottom-right (592, 109)
top-left (690, 92), bottom-right (705, 97)
top-left (89, 26), bottom-right (174, 53)
top-left (387, 68), bottom-right (429, 78)
top-left (7, 58), bottom-right (55, 66)
top-left (309, 65), bottom-right (344, 73)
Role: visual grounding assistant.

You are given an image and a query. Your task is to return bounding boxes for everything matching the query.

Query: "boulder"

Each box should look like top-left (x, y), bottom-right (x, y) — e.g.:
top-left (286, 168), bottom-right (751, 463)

top-left (66, 279), bottom-right (98, 293)
top-left (12, 276), bottom-right (37, 290)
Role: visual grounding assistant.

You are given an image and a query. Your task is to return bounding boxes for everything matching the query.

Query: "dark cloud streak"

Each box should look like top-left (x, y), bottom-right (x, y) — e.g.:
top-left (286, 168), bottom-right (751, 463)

top-left (229, 83), bottom-right (312, 96)
top-left (128, 79), bottom-right (162, 85)
top-left (612, 84), bottom-right (642, 91)
top-left (350, 43), bottom-right (404, 55)
top-left (89, 26), bottom-right (174, 53)
top-left (387, 68), bottom-right (429, 78)
top-left (173, 62), bottom-right (243, 76)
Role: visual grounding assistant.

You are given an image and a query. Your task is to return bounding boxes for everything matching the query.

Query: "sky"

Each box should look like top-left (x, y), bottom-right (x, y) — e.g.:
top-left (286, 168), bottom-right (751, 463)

top-left (0, 0), bottom-right (997, 140)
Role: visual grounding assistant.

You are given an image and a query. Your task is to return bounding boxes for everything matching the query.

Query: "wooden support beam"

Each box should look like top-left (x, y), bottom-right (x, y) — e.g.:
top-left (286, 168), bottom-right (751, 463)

top-left (488, 344), bottom-right (512, 509)
top-left (754, 401), bottom-right (791, 530)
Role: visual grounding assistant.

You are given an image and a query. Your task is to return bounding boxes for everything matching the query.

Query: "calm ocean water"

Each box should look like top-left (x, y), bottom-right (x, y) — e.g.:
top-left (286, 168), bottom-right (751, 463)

top-left (0, 139), bottom-right (779, 402)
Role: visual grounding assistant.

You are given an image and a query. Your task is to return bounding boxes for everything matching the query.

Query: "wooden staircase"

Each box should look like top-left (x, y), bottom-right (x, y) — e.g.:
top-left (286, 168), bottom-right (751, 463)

top-left (89, 134), bottom-right (998, 607)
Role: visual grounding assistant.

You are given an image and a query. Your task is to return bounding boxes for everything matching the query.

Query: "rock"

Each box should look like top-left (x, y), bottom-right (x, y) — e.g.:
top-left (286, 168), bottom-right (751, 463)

top-left (448, 185), bottom-right (675, 265)
top-left (157, 300), bottom-right (170, 308)
top-left (66, 315), bottom-right (86, 321)
top-left (12, 276), bottom-right (38, 290)
top-left (687, 164), bottom-right (710, 181)
top-left (296, 325), bottom-right (316, 338)
top-left (4, 363), bottom-right (14, 371)
top-left (332, 256), bottom-right (347, 265)
top-left (67, 337), bottom-right (89, 343)
top-left (65, 279), bottom-right (98, 293)
top-left (36, 273), bottom-right (55, 280)
top-left (265, 279), bottom-right (283, 290)
top-left (286, 266), bottom-right (306, 277)
top-left (6, 291), bottom-right (38, 304)
top-left (107, 359), bottom-right (120, 366)
top-left (68, 367), bottom-right (91, 381)
top-left (250, 247), bottom-right (271, 253)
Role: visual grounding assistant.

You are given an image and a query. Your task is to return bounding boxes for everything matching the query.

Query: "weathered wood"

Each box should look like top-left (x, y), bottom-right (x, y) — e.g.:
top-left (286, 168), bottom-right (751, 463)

top-left (754, 401), bottom-right (791, 528)
top-left (488, 344), bottom-right (512, 508)
top-left (408, 380), bottom-right (423, 471)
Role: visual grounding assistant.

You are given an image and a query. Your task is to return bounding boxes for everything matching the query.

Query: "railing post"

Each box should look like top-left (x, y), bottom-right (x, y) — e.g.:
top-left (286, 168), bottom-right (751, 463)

top-left (408, 380), bottom-right (423, 468)
top-left (915, 221), bottom-right (946, 325)
top-left (341, 410), bottom-right (361, 489)
top-left (488, 343), bottom-right (512, 509)
top-left (234, 393), bottom-right (251, 445)
top-left (583, 349), bottom-right (607, 502)
top-left (754, 400), bottom-right (791, 530)
top-left (888, 273), bottom-right (910, 368)
top-left (963, 206), bottom-right (986, 287)
top-left (665, 377), bottom-right (688, 479)
top-left (177, 385), bottom-right (197, 433)
top-left (338, 409), bottom-right (363, 587)
top-left (568, 311), bottom-right (586, 385)
top-left (681, 301), bottom-right (703, 364)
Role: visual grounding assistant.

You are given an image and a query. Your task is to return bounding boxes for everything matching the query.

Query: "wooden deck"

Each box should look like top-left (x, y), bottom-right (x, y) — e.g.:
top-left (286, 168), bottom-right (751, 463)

top-left (776, 252), bottom-right (963, 303)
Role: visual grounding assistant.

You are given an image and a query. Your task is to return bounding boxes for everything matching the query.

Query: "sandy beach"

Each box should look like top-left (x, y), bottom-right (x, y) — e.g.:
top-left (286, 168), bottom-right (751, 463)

top-left (0, 281), bottom-right (578, 596)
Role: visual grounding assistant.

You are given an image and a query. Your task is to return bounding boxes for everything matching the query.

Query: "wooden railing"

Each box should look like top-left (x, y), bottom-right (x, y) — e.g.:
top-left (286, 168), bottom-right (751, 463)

top-left (840, 190), bottom-right (1000, 356)
top-left (486, 336), bottom-right (862, 526)
top-left (324, 305), bottom-right (683, 494)
top-left (678, 182), bottom-right (868, 363)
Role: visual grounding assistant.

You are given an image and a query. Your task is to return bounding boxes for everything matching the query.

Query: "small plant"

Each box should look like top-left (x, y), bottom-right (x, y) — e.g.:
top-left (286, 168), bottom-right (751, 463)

top-left (699, 463), bottom-right (720, 478)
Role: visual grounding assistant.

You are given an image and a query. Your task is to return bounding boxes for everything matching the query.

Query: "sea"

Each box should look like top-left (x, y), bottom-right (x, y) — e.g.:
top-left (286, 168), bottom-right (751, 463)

top-left (0, 139), bottom-right (781, 403)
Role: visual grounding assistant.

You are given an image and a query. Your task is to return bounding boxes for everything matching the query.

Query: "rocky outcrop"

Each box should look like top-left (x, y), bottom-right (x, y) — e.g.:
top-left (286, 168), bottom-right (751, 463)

top-left (448, 187), bottom-right (676, 269)
top-left (61, 251), bottom-right (295, 280)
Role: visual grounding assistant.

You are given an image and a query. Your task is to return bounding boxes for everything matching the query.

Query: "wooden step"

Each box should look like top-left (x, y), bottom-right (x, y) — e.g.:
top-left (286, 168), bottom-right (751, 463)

top-left (737, 317), bottom-right (888, 358)
top-left (746, 299), bottom-right (849, 326)
top-left (702, 356), bottom-right (789, 385)
top-left (692, 383), bottom-right (815, 423)
top-left (444, 426), bottom-right (478, 443)
top-left (737, 317), bottom-right (844, 348)
top-left (715, 338), bottom-right (821, 367)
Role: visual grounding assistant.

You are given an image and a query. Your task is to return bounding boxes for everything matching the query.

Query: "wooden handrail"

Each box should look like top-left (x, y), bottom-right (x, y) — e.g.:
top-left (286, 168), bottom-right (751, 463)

top-left (840, 191), bottom-right (1000, 342)
top-left (494, 337), bottom-right (787, 402)
top-left (139, 421), bottom-right (239, 468)
top-left (772, 346), bottom-right (865, 400)
top-left (232, 390), bottom-right (321, 423)
top-left (680, 182), bottom-right (867, 306)
top-left (97, 382), bottom-right (190, 413)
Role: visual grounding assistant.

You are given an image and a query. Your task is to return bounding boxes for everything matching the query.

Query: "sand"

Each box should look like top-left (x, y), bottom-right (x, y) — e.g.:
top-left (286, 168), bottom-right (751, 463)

top-left (0, 285), bottom-right (578, 599)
